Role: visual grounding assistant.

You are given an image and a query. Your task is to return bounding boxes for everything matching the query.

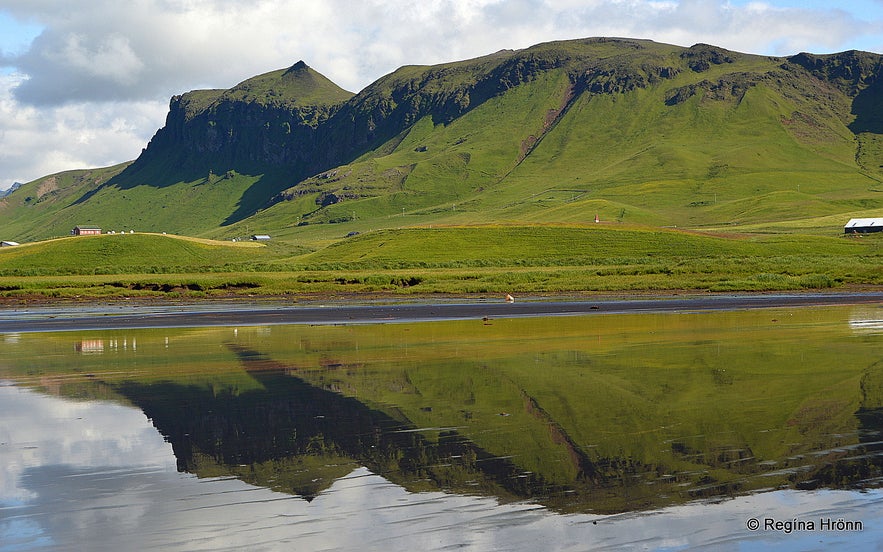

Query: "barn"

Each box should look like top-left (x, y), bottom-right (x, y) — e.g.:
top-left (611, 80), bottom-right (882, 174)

top-left (72, 226), bottom-right (101, 236)
top-left (844, 218), bottom-right (883, 234)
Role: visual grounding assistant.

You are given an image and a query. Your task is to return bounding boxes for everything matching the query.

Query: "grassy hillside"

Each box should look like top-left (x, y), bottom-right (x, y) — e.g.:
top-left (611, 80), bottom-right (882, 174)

top-left (0, 61), bottom-right (357, 242)
top-left (3, 39), bottom-right (883, 243)
top-left (0, 225), bottom-right (879, 298)
top-left (203, 41), bottom-right (883, 245)
top-left (0, 233), bottom-right (275, 275)
top-left (1, 39), bottom-right (883, 296)
top-left (0, 163), bottom-right (130, 240)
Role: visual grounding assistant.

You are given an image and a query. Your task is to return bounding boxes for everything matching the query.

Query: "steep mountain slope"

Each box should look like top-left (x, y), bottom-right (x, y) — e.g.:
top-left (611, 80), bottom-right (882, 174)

top-left (2, 38), bottom-right (883, 242)
top-left (229, 40), bottom-right (883, 241)
top-left (129, 60), bottom-right (354, 178)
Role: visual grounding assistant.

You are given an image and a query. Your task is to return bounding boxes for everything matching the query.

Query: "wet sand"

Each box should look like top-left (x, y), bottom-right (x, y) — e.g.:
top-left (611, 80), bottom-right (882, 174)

top-left (0, 291), bottom-right (881, 333)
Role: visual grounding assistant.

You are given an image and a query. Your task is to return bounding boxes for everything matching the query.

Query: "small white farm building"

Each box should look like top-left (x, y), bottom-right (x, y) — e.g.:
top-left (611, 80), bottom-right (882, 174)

top-left (844, 218), bottom-right (883, 234)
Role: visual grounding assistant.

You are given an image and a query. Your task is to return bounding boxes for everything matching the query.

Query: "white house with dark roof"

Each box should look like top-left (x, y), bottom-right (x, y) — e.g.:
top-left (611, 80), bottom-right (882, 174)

top-left (844, 218), bottom-right (883, 234)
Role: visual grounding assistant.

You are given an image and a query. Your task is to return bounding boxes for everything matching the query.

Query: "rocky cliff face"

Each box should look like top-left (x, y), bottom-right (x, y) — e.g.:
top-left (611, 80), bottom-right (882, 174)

top-left (144, 92), bottom-right (334, 168)
top-left (787, 50), bottom-right (883, 94)
top-left (123, 39), bottom-right (700, 186)
top-left (116, 39), bottom-right (883, 212)
top-left (129, 61), bottom-right (352, 179)
top-left (6, 38), bottom-right (883, 239)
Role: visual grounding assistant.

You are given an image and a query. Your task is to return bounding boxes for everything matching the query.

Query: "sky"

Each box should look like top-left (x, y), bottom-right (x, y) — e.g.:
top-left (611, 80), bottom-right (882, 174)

top-left (0, 0), bottom-right (882, 191)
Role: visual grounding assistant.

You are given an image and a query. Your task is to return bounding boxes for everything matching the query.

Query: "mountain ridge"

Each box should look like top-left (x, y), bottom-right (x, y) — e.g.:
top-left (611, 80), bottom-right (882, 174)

top-left (2, 37), bottom-right (883, 242)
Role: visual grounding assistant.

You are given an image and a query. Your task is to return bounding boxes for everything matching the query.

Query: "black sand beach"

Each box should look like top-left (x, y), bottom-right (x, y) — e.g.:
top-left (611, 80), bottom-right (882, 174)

top-left (0, 292), bottom-right (881, 333)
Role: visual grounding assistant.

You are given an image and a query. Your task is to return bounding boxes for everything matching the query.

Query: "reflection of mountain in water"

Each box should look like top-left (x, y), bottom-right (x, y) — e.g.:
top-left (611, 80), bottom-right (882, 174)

top-left (838, 360), bottom-right (883, 490)
top-left (781, 360), bottom-right (883, 491)
top-left (107, 340), bottom-right (883, 515)
top-left (116, 344), bottom-right (573, 505)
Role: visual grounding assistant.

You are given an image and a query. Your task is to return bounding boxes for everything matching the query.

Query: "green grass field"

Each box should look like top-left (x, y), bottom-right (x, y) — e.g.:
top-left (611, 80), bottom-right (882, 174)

top-left (0, 224), bottom-right (879, 299)
top-left (2, 40), bottom-right (883, 298)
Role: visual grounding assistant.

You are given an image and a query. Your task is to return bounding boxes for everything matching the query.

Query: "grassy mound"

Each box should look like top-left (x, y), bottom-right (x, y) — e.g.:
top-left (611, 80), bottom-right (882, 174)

top-left (0, 233), bottom-right (270, 276)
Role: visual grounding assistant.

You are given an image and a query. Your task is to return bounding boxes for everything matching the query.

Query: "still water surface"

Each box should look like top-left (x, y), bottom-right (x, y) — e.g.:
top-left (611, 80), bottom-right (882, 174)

top-left (1, 304), bottom-right (883, 550)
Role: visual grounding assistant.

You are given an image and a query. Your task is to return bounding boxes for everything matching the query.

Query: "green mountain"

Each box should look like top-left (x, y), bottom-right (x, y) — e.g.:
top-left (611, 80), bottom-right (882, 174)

top-left (2, 38), bottom-right (883, 243)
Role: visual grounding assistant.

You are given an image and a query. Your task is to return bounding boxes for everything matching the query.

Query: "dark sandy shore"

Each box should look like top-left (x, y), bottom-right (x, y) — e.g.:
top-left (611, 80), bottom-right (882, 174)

top-left (0, 291), bottom-right (881, 333)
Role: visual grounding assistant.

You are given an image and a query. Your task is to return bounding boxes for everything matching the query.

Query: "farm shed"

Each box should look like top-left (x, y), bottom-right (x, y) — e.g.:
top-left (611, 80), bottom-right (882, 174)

top-left (844, 218), bottom-right (883, 234)
top-left (1, 241), bottom-right (19, 247)
top-left (72, 226), bottom-right (101, 236)
top-left (251, 235), bottom-right (271, 241)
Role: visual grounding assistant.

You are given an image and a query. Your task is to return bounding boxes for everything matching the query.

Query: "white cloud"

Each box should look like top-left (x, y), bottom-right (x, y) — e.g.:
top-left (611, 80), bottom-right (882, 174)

top-left (0, 0), bottom-right (881, 190)
top-left (51, 33), bottom-right (145, 86)
top-left (0, 72), bottom-right (167, 188)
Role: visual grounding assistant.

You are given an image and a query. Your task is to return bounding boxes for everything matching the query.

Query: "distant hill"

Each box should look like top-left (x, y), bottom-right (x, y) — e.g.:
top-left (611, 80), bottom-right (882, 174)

top-left (2, 38), bottom-right (883, 242)
top-left (0, 182), bottom-right (21, 199)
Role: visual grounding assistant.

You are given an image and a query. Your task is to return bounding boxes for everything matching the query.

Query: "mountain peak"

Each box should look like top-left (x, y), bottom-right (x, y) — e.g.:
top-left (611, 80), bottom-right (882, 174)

top-left (16, 36), bottom-right (883, 241)
top-left (285, 60), bottom-right (309, 74)
top-left (206, 60), bottom-right (353, 109)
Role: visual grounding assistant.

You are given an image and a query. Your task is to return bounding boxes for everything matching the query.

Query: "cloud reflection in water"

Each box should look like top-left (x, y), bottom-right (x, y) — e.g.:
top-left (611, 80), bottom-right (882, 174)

top-left (2, 383), bottom-right (883, 551)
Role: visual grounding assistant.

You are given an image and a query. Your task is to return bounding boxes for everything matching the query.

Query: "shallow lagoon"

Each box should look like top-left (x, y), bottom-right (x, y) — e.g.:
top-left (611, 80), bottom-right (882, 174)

top-left (1, 303), bottom-right (883, 550)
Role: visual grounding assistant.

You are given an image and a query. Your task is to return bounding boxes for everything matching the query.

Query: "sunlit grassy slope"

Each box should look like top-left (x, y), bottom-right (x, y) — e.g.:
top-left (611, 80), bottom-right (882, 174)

top-left (0, 233), bottom-right (272, 275)
top-left (3, 39), bottom-right (883, 244)
top-left (1, 39), bottom-right (883, 294)
top-left (209, 48), bottom-right (883, 243)
top-left (0, 224), bottom-right (879, 297)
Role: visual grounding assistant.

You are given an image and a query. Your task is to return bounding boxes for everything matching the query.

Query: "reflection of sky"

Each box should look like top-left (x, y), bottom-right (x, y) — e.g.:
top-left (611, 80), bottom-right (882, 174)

top-left (0, 383), bottom-right (176, 550)
top-left (849, 306), bottom-right (883, 333)
top-left (0, 383), bottom-right (175, 501)
top-left (2, 383), bottom-right (883, 551)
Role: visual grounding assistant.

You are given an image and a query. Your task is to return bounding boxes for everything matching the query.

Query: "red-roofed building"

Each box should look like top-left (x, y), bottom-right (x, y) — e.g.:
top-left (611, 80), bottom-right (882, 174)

top-left (72, 226), bottom-right (101, 236)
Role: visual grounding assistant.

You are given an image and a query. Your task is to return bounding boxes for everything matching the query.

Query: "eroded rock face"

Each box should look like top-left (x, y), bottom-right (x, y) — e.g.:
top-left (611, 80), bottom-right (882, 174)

top-left (133, 42), bottom-right (692, 183)
top-left (680, 43), bottom-right (736, 72)
top-left (118, 39), bottom-right (883, 220)
top-left (788, 50), bottom-right (883, 95)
